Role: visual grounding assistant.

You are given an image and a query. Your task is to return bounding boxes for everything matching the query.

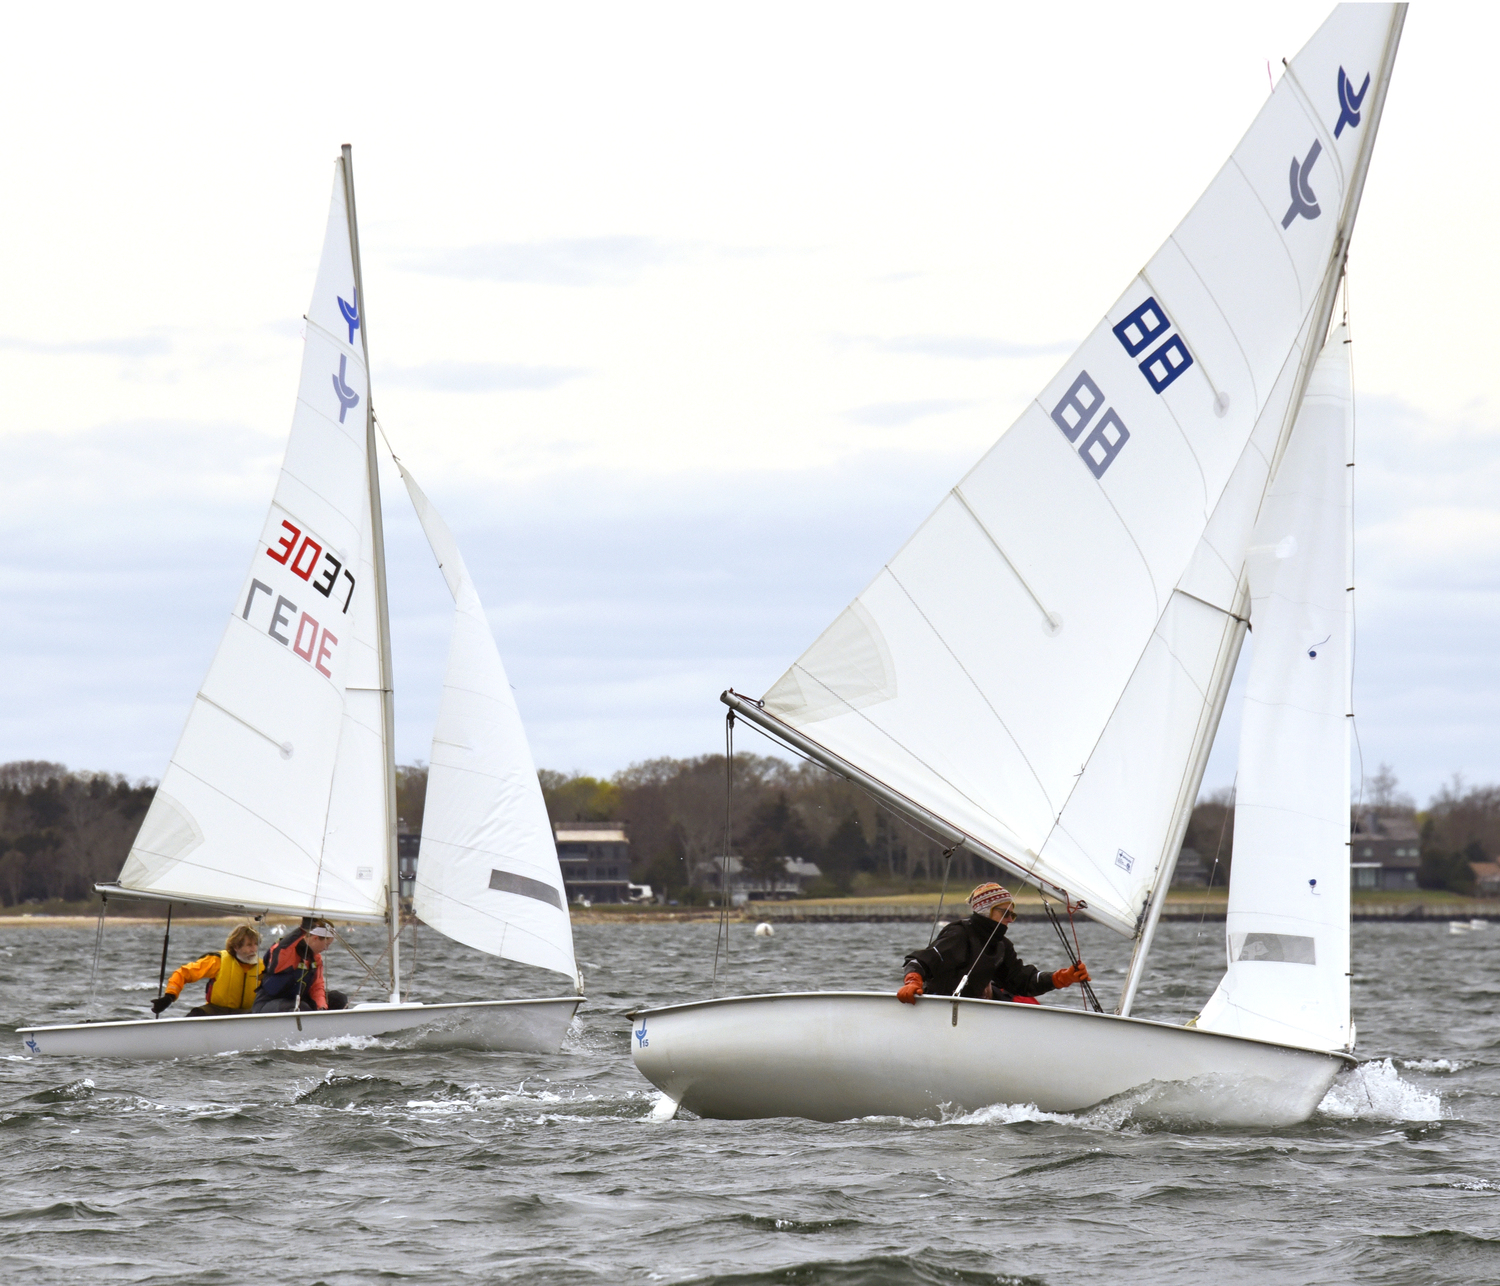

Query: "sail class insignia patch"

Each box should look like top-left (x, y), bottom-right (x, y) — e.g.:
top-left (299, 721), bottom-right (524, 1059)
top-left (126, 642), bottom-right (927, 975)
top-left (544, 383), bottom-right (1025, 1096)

top-left (1282, 140), bottom-right (1323, 228)
top-left (1335, 66), bottom-right (1371, 138)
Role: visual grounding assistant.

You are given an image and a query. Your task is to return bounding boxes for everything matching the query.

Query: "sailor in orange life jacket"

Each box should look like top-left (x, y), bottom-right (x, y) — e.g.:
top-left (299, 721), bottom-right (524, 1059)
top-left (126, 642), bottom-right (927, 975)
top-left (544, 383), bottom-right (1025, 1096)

top-left (251, 918), bottom-right (349, 1013)
top-left (897, 882), bottom-right (1090, 1004)
top-left (150, 924), bottom-right (265, 1016)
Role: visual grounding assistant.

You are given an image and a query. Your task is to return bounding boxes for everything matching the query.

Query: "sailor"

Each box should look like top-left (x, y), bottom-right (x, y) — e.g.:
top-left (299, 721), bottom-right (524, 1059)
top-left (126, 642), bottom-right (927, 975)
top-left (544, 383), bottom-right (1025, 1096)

top-left (251, 918), bottom-right (350, 1013)
top-left (897, 882), bottom-right (1090, 1004)
top-left (150, 924), bottom-right (265, 1016)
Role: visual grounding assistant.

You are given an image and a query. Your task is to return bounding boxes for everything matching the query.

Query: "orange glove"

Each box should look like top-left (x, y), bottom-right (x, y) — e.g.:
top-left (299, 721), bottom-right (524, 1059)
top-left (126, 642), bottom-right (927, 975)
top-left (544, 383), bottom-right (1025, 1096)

top-left (1051, 961), bottom-right (1091, 989)
top-left (897, 971), bottom-right (925, 1004)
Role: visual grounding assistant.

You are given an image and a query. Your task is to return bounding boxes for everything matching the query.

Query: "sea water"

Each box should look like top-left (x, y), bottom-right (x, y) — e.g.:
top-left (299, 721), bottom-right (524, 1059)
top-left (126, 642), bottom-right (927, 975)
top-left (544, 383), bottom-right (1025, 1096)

top-left (0, 918), bottom-right (1489, 1285)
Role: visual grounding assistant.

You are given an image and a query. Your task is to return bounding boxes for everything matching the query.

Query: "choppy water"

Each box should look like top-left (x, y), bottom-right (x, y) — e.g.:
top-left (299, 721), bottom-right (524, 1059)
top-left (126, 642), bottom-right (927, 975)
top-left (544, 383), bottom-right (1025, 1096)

top-left (0, 916), bottom-right (1493, 1284)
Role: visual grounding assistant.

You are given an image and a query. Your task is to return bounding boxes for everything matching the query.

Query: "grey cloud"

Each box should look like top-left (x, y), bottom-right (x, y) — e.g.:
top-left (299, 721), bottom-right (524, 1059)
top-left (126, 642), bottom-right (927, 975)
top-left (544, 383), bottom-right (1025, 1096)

top-left (383, 362), bottom-right (586, 393)
top-left (8, 395), bottom-right (1500, 803)
top-left (0, 334), bottom-right (171, 358)
top-left (410, 237), bottom-right (673, 286)
top-left (871, 335), bottom-right (1076, 360)
top-left (847, 399), bottom-right (970, 428)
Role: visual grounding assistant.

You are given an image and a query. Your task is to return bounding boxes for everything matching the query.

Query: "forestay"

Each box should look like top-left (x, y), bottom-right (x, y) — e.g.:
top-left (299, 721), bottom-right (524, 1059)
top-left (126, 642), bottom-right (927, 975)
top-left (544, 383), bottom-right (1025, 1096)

top-left (1197, 329), bottom-right (1353, 1053)
top-left (751, 5), bottom-right (1402, 936)
top-left (400, 465), bottom-right (580, 987)
top-left (117, 161), bottom-right (387, 921)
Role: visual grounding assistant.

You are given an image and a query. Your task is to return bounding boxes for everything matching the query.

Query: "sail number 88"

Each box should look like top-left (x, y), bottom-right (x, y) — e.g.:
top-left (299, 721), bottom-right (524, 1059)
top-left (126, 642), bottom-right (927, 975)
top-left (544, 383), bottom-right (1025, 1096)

top-left (1051, 372), bottom-right (1129, 479)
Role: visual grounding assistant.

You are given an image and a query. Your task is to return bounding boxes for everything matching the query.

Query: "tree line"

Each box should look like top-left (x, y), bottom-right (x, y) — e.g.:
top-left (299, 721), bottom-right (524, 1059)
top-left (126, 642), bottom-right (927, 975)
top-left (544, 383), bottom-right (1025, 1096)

top-left (3, 756), bottom-right (1498, 906)
top-left (0, 762), bottom-right (154, 907)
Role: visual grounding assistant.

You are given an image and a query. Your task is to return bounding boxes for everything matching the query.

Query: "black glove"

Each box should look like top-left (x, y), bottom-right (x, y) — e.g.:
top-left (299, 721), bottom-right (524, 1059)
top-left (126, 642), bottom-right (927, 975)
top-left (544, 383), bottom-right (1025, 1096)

top-left (151, 993), bottom-right (176, 1014)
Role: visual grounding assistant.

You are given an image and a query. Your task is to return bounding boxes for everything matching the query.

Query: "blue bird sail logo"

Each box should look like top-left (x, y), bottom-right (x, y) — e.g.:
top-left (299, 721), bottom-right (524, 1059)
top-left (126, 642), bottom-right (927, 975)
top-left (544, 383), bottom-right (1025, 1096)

top-left (1281, 139), bottom-right (1323, 228)
top-left (331, 353), bottom-right (360, 423)
top-left (339, 291), bottom-right (358, 346)
top-left (1335, 67), bottom-right (1371, 138)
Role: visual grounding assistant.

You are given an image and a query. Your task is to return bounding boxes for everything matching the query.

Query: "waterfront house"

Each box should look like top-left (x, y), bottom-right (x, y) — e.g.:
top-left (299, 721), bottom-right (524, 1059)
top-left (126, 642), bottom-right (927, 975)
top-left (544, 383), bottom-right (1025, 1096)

top-left (554, 821), bottom-right (633, 904)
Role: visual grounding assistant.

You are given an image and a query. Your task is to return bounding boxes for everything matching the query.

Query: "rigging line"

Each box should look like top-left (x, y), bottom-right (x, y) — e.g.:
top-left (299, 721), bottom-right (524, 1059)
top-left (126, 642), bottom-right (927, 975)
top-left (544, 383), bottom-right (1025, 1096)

top-left (729, 707), bottom-right (958, 856)
top-left (332, 926), bottom-right (387, 992)
top-left (154, 903), bottom-right (174, 1018)
top-left (1043, 898), bottom-right (1102, 1012)
top-left (348, 936), bottom-right (394, 1000)
top-left (953, 917), bottom-right (1005, 998)
top-left (87, 893), bottom-right (108, 1017)
top-left (711, 710), bottom-right (735, 998)
top-left (929, 845), bottom-right (957, 946)
top-left (373, 413), bottom-right (402, 464)
top-left (1175, 588), bottom-right (1249, 625)
top-left (1344, 269), bottom-right (1365, 823)
top-left (1197, 774), bottom-right (1237, 940)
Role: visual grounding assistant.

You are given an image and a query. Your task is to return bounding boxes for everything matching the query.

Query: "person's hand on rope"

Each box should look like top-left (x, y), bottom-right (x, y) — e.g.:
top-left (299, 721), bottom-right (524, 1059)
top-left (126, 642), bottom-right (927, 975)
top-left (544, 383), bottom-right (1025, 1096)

top-left (151, 993), bottom-right (176, 1014)
top-left (1051, 961), bottom-right (1091, 989)
top-left (897, 971), bottom-right (925, 1004)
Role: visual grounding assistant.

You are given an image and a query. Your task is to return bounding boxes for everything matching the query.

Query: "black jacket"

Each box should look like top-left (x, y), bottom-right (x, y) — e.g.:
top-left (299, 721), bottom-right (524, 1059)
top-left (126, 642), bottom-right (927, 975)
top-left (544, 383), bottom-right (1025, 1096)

top-left (253, 930), bottom-right (318, 1009)
top-left (903, 914), bottom-right (1056, 999)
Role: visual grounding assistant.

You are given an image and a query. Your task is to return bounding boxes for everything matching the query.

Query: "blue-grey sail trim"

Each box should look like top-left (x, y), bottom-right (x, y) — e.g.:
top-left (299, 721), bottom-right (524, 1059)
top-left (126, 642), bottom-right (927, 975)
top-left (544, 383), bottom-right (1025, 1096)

top-left (489, 869), bottom-right (564, 911)
top-left (1233, 932), bottom-right (1316, 965)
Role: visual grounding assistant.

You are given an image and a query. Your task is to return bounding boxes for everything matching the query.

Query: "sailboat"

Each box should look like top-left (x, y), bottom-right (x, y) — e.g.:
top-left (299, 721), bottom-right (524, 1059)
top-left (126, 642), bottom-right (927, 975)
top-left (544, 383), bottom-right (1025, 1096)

top-left (20, 148), bottom-right (583, 1060)
top-left (629, 4), bottom-right (1403, 1125)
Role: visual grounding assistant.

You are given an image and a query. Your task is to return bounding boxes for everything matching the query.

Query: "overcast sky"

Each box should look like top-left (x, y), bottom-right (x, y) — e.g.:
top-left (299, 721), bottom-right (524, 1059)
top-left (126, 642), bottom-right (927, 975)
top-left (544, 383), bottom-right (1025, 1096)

top-left (1, 4), bottom-right (1494, 808)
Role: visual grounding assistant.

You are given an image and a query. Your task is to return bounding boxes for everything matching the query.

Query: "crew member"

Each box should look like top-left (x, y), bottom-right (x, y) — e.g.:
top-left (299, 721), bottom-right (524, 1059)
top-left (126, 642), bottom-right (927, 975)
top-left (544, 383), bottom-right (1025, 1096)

top-left (897, 882), bottom-right (1090, 1004)
top-left (150, 924), bottom-right (265, 1016)
top-left (252, 918), bottom-right (349, 1013)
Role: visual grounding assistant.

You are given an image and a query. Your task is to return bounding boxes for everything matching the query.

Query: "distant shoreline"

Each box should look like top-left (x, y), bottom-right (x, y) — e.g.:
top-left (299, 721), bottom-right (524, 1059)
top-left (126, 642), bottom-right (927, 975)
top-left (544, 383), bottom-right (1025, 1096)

top-left (6, 891), bottom-right (1496, 928)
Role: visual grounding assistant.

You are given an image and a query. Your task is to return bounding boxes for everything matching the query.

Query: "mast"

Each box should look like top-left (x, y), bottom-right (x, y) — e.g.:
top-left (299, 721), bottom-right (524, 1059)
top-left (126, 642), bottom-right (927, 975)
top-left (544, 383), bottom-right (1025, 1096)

top-left (1114, 4), bottom-right (1407, 1015)
top-left (341, 143), bottom-right (403, 1003)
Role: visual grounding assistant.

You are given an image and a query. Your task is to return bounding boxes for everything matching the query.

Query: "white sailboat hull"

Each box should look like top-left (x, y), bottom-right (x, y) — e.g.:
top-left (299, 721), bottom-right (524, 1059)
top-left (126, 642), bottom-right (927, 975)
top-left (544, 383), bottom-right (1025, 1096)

top-left (19, 997), bottom-right (581, 1060)
top-left (629, 992), bottom-right (1351, 1126)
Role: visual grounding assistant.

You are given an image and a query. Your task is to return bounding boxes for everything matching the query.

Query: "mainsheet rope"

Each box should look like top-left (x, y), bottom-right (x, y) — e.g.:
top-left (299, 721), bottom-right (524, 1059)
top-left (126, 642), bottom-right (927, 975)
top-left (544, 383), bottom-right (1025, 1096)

top-left (928, 845), bottom-right (957, 946)
top-left (87, 893), bottom-right (109, 1016)
top-left (153, 903), bottom-right (174, 1018)
top-left (1042, 898), bottom-right (1102, 1012)
top-left (710, 710), bottom-right (735, 997)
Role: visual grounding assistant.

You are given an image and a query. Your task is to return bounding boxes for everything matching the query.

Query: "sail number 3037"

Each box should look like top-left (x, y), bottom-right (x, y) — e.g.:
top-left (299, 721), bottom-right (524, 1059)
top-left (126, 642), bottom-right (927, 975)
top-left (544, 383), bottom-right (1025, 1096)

top-left (266, 521), bottom-right (356, 612)
top-left (235, 519), bottom-right (357, 681)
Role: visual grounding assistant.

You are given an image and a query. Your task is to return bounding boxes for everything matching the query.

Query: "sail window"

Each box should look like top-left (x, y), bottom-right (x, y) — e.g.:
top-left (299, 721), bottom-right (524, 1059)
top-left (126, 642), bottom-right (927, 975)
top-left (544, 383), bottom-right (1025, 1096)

top-left (489, 869), bottom-right (564, 911)
top-left (1231, 932), bottom-right (1316, 965)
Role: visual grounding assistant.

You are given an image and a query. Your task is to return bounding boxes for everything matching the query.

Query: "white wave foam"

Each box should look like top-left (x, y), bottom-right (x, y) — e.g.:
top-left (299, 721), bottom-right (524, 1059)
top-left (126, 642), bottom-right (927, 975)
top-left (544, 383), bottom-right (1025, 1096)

top-left (1449, 1178), bottom-right (1500, 1191)
top-left (403, 1098), bottom-right (476, 1115)
top-left (284, 1034), bottom-right (383, 1053)
top-left (1401, 1058), bottom-right (1470, 1074)
top-left (864, 1100), bottom-right (1115, 1130)
top-left (943, 1100), bottom-right (1096, 1128)
top-left (1318, 1058), bottom-right (1442, 1121)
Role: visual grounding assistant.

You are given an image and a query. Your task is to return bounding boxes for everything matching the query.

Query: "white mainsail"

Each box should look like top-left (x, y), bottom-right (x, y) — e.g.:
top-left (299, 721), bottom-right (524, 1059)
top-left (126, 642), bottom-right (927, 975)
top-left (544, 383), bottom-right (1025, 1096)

top-left (745, 5), bottom-right (1402, 936)
top-left (400, 464), bottom-right (579, 987)
top-left (117, 161), bottom-right (387, 920)
top-left (1197, 327), bottom-right (1353, 1052)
